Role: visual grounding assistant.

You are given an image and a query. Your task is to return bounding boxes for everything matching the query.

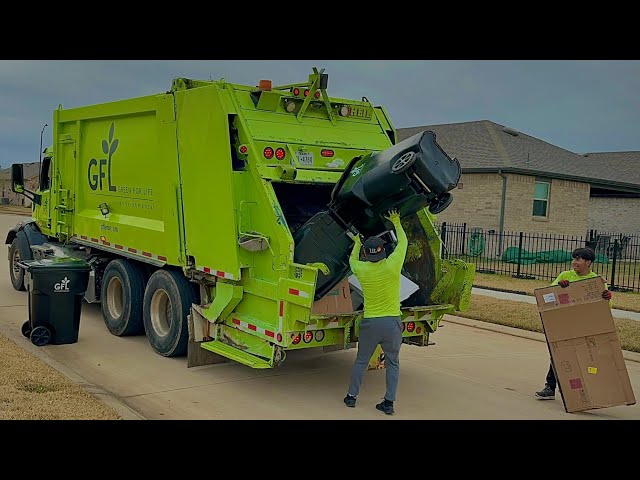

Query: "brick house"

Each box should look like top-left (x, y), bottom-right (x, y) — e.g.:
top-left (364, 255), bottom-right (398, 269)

top-left (0, 162), bottom-right (40, 207)
top-left (397, 121), bottom-right (640, 239)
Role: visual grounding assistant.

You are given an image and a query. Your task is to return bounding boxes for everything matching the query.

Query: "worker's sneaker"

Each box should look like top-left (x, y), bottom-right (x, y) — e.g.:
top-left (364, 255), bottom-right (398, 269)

top-left (375, 399), bottom-right (394, 415)
top-left (344, 394), bottom-right (357, 408)
top-left (535, 385), bottom-right (555, 400)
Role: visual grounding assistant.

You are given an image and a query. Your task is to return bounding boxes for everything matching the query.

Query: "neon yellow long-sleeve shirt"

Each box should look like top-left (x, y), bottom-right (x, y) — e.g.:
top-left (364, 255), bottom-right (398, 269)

top-left (551, 270), bottom-right (611, 307)
top-left (349, 216), bottom-right (408, 318)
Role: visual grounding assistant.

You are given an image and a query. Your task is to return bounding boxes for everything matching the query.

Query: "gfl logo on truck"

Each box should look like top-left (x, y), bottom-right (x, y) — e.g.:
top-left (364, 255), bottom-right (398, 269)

top-left (87, 123), bottom-right (118, 191)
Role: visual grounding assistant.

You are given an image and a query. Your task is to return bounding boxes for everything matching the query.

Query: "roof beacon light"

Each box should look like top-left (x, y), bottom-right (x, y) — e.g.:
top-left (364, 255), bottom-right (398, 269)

top-left (258, 80), bottom-right (272, 91)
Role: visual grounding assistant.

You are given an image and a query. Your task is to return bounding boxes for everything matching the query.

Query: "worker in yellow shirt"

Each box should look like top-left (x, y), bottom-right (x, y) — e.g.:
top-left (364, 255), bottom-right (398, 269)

top-left (535, 247), bottom-right (612, 400)
top-left (343, 209), bottom-right (407, 415)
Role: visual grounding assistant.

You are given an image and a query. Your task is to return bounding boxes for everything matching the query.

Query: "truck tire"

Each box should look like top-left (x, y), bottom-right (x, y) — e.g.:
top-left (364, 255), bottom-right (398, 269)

top-left (9, 236), bottom-right (30, 291)
top-left (101, 259), bottom-right (146, 336)
top-left (143, 269), bottom-right (198, 357)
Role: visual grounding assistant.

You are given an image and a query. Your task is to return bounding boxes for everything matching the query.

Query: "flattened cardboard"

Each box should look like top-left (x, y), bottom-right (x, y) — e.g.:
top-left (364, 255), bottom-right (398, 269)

top-left (534, 276), bottom-right (636, 413)
top-left (312, 278), bottom-right (353, 315)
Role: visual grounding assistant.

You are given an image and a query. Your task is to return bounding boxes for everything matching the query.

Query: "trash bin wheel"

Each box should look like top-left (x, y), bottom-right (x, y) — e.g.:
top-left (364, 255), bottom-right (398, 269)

top-left (428, 192), bottom-right (453, 214)
top-left (21, 320), bottom-right (31, 338)
top-left (30, 325), bottom-right (52, 347)
top-left (391, 151), bottom-right (417, 174)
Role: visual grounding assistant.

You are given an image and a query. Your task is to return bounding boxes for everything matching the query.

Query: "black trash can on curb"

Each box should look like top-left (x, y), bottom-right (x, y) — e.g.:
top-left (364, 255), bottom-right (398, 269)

top-left (19, 257), bottom-right (91, 347)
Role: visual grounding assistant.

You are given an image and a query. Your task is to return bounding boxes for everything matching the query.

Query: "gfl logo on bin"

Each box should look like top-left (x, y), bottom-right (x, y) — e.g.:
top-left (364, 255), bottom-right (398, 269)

top-left (54, 277), bottom-right (70, 292)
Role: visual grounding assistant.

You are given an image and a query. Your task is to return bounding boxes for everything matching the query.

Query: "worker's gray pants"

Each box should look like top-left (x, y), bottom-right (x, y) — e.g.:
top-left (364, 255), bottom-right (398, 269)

top-left (347, 315), bottom-right (403, 402)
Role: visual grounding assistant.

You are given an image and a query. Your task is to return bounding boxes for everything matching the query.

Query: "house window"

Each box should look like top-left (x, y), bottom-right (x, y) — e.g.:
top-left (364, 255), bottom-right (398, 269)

top-left (533, 180), bottom-right (550, 217)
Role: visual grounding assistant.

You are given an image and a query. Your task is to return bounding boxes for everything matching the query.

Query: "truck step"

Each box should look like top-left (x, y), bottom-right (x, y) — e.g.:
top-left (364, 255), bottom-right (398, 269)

top-left (200, 340), bottom-right (272, 369)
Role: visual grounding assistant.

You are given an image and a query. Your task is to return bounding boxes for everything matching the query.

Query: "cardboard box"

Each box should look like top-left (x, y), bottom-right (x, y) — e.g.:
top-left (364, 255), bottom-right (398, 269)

top-left (534, 276), bottom-right (636, 413)
top-left (311, 278), bottom-right (353, 315)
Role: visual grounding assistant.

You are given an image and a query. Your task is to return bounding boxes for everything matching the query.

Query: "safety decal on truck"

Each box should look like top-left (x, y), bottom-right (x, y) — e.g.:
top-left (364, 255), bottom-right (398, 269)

top-left (231, 317), bottom-right (276, 338)
top-left (288, 288), bottom-right (310, 298)
top-left (196, 266), bottom-right (235, 280)
top-left (231, 316), bottom-right (280, 341)
top-left (72, 234), bottom-right (167, 262)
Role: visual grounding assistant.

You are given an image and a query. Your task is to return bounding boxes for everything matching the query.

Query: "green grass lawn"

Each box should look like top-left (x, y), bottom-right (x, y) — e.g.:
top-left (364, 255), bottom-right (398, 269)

top-left (456, 294), bottom-right (640, 354)
top-left (473, 272), bottom-right (640, 313)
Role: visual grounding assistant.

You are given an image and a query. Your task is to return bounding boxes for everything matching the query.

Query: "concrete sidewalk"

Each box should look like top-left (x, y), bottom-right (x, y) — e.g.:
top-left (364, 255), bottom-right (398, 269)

top-left (472, 287), bottom-right (640, 322)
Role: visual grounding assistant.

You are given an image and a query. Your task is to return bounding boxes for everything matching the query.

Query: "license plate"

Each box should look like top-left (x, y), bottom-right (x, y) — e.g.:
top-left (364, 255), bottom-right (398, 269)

top-left (297, 152), bottom-right (314, 166)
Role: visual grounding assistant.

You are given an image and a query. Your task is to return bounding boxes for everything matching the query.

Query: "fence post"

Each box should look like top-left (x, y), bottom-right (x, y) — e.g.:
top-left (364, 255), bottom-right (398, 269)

top-left (516, 231), bottom-right (523, 278)
top-left (610, 239), bottom-right (618, 290)
top-left (461, 223), bottom-right (467, 256)
top-left (441, 222), bottom-right (447, 259)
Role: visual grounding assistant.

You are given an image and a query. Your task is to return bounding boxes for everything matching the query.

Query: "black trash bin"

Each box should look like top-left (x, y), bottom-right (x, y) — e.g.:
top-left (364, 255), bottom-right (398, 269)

top-left (329, 130), bottom-right (461, 237)
top-left (19, 257), bottom-right (91, 347)
top-left (293, 210), bottom-right (355, 300)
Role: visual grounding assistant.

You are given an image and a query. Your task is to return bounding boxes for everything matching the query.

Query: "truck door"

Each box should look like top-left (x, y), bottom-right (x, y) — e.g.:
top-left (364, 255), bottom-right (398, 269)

top-left (52, 132), bottom-right (77, 240)
top-left (35, 154), bottom-right (54, 235)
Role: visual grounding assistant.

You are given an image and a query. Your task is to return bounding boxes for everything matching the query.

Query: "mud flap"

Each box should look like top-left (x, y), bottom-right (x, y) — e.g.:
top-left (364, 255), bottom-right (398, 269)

top-left (187, 310), bottom-right (229, 368)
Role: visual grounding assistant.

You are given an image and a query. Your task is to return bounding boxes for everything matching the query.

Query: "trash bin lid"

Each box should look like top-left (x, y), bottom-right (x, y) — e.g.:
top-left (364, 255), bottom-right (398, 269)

top-left (18, 257), bottom-right (91, 272)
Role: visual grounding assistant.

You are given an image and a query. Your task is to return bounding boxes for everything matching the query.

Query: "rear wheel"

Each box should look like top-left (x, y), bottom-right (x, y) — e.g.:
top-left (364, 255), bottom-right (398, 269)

top-left (391, 151), bottom-right (417, 174)
top-left (101, 259), bottom-right (146, 336)
top-left (21, 320), bottom-right (31, 338)
top-left (143, 269), bottom-right (198, 357)
top-left (30, 326), bottom-right (52, 346)
top-left (9, 237), bottom-right (27, 291)
top-left (428, 192), bottom-right (453, 215)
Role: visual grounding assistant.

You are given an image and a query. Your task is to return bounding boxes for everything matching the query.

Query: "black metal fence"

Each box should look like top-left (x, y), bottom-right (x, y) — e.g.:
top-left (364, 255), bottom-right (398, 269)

top-left (437, 222), bottom-right (640, 293)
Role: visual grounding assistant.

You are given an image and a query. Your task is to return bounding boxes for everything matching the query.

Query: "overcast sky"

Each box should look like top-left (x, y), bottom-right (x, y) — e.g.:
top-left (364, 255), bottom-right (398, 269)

top-left (1, 60), bottom-right (638, 170)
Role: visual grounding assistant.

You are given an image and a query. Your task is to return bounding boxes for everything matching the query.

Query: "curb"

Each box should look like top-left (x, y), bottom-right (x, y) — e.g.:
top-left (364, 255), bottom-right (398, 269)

top-left (443, 314), bottom-right (640, 364)
top-left (0, 322), bottom-right (146, 420)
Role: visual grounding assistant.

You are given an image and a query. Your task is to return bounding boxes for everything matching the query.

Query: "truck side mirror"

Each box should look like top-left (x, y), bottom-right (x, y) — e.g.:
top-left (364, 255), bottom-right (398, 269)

top-left (11, 164), bottom-right (24, 193)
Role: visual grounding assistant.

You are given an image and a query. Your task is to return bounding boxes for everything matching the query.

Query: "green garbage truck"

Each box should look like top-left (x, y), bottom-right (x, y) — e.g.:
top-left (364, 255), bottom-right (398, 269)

top-left (7, 67), bottom-right (475, 369)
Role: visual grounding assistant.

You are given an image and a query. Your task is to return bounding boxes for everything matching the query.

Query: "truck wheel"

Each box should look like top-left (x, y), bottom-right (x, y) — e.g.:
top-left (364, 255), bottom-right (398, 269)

top-left (101, 259), bottom-right (146, 336)
top-left (9, 237), bottom-right (28, 291)
top-left (143, 269), bottom-right (198, 357)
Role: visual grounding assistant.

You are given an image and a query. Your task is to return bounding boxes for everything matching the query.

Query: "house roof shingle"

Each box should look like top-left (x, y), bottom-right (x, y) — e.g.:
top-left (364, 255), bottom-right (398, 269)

top-left (397, 121), bottom-right (640, 191)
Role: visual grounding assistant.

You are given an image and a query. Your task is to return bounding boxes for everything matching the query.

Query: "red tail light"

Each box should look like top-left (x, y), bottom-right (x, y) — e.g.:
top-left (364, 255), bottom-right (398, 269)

top-left (292, 333), bottom-right (301, 345)
top-left (275, 148), bottom-right (286, 161)
top-left (293, 88), bottom-right (300, 96)
top-left (314, 90), bottom-right (321, 99)
top-left (277, 333), bottom-right (283, 342)
top-left (263, 147), bottom-right (274, 159)
top-left (416, 327), bottom-right (422, 334)
top-left (239, 145), bottom-right (248, 154)
top-left (304, 89), bottom-right (310, 97)
top-left (303, 331), bottom-right (313, 343)
top-left (407, 321), bottom-right (416, 333)
top-left (321, 149), bottom-right (334, 157)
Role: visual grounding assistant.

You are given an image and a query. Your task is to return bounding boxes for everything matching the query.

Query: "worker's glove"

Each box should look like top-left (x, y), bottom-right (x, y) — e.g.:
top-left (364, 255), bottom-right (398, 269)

top-left (558, 280), bottom-right (570, 288)
top-left (602, 290), bottom-right (612, 300)
top-left (384, 208), bottom-right (400, 223)
top-left (346, 230), bottom-right (362, 244)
